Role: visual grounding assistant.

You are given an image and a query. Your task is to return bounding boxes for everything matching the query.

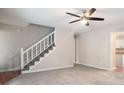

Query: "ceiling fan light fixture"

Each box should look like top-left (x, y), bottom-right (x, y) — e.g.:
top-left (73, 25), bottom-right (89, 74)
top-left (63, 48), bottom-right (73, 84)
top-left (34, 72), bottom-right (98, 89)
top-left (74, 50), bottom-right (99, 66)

top-left (85, 13), bottom-right (90, 17)
top-left (81, 19), bottom-right (87, 24)
top-left (66, 8), bottom-right (104, 26)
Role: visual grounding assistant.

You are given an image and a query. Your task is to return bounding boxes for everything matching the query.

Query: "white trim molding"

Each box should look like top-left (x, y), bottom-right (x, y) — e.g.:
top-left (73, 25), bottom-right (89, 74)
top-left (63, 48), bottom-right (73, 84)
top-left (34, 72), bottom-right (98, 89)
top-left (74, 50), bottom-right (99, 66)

top-left (0, 67), bottom-right (20, 72)
top-left (76, 62), bottom-right (112, 71)
top-left (22, 64), bottom-right (74, 74)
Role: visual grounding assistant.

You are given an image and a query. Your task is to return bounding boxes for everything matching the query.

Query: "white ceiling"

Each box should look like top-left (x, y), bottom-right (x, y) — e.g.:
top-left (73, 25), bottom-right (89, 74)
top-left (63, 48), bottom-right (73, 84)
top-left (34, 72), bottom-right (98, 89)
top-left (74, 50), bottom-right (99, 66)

top-left (0, 8), bottom-right (124, 32)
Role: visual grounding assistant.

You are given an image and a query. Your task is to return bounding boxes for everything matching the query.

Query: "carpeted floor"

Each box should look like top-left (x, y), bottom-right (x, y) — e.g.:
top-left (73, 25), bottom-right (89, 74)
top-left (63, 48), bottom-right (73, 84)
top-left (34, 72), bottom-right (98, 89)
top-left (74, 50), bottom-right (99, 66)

top-left (6, 64), bottom-right (124, 85)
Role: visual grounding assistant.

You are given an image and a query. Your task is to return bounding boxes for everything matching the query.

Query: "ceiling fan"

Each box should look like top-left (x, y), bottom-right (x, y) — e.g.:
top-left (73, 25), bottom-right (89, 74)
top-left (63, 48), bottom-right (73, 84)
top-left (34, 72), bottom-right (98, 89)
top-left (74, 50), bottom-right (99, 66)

top-left (66, 8), bottom-right (104, 26)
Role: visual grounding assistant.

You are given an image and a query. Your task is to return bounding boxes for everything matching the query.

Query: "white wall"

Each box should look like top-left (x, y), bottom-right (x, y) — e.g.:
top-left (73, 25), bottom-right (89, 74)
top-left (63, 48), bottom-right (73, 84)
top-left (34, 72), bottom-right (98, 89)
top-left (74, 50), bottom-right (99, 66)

top-left (0, 23), bottom-right (54, 72)
top-left (77, 23), bottom-right (124, 70)
top-left (116, 39), bottom-right (124, 48)
top-left (27, 28), bottom-right (75, 72)
top-left (78, 29), bottom-right (111, 70)
top-left (116, 55), bottom-right (123, 67)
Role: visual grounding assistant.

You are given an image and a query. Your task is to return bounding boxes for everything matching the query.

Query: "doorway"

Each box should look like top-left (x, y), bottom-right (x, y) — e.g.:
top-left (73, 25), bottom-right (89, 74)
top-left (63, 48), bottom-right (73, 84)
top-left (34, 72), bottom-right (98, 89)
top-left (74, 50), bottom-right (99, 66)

top-left (112, 32), bottom-right (124, 72)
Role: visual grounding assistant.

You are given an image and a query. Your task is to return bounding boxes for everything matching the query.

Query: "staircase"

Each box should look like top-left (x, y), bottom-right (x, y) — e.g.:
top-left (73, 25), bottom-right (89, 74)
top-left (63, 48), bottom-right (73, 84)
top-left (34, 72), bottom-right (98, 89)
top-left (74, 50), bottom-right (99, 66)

top-left (20, 31), bottom-right (55, 72)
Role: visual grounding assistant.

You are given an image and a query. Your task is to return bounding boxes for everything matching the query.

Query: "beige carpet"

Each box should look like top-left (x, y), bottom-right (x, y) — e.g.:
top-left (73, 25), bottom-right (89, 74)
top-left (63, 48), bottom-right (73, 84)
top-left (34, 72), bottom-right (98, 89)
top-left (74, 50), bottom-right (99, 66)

top-left (6, 64), bottom-right (124, 85)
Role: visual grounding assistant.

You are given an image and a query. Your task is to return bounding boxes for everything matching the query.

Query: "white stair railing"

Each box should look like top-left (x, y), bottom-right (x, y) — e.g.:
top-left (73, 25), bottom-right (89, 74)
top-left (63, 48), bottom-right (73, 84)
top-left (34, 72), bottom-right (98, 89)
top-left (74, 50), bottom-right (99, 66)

top-left (20, 31), bottom-right (55, 70)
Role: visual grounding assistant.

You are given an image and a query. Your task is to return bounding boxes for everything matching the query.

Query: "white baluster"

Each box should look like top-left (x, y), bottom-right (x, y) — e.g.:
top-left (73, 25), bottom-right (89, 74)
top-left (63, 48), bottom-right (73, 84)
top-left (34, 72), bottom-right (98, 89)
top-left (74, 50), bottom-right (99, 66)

top-left (43, 39), bottom-right (45, 50)
top-left (39, 41), bottom-right (41, 54)
top-left (47, 36), bottom-right (49, 48)
top-left (36, 44), bottom-right (38, 56)
top-left (54, 31), bottom-right (55, 44)
top-left (27, 51), bottom-right (28, 64)
top-left (45, 38), bottom-right (47, 49)
top-left (31, 48), bottom-right (33, 60)
top-left (51, 33), bottom-right (54, 44)
top-left (41, 41), bottom-right (42, 51)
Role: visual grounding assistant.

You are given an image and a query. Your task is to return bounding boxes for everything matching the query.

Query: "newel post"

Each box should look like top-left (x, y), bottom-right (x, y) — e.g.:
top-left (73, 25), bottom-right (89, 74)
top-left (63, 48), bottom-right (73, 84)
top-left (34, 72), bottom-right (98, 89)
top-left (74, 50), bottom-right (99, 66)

top-left (20, 48), bottom-right (24, 70)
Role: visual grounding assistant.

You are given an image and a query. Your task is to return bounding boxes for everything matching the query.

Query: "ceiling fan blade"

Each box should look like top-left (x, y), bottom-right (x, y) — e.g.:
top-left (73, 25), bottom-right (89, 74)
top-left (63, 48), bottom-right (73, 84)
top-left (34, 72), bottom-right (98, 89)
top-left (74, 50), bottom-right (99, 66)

top-left (87, 17), bottom-right (104, 21)
top-left (69, 19), bottom-right (82, 24)
top-left (66, 12), bottom-right (82, 18)
top-left (85, 8), bottom-right (96, 16)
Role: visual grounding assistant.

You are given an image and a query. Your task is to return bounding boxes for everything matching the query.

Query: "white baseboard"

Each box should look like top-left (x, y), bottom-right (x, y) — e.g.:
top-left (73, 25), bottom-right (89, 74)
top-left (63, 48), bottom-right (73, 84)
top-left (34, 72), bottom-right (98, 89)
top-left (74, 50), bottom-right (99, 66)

top-left (22, 64), bottom-right (74, 74)
top-left (75, 61), bottom-right (79, 64)
top-left (76, 62), bottom-right (112, 71)
top-left (0, 67), bottom-right (20, 72)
